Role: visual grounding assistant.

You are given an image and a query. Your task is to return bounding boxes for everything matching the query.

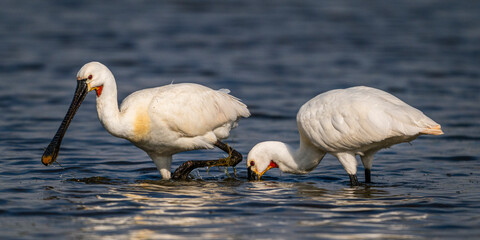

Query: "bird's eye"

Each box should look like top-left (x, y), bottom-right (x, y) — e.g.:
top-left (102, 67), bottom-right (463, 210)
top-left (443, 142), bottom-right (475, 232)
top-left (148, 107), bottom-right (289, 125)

top-left (250, 161), bottom-right (255, 166)
top-left (88, 75), bottom-right (93, 80)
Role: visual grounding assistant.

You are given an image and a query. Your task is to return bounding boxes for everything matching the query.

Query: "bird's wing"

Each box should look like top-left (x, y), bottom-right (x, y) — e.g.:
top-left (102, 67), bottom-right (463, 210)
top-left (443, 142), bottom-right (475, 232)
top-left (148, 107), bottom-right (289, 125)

top-left (147, 83), bottom-right (250, 137)
top-left (297, 86), bottom-right (439, 151)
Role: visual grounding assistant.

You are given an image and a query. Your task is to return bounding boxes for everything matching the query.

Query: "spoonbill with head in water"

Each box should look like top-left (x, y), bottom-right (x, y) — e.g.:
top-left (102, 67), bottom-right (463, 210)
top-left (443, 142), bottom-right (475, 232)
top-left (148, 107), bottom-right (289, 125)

top-left (41, 62), bottom-right (250, 179)
top-left (247, 86), bottom-right (443, 185)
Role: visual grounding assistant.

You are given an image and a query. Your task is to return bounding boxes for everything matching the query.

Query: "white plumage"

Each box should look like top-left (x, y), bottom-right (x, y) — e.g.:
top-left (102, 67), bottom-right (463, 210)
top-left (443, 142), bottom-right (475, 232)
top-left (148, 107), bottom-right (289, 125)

top-left (42, 62), bottom-right (250, 179)
top-left (247, 86), bottom-right (443, 185)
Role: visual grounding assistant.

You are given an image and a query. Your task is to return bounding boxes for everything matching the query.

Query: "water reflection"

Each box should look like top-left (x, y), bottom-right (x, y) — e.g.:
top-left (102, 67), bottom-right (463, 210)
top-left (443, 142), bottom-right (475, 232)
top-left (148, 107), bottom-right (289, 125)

top-left (2, 0), bottom-right (480, 238)
top-left (61, 179), bottom-right (433, 239)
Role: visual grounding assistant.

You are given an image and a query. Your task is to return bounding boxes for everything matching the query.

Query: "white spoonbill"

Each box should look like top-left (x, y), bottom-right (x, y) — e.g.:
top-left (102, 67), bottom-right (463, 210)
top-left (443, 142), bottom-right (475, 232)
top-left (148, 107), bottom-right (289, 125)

top-left (42, 62), bottom-right (250, 179)
top-left (247, 86), bottom-right (443, 185)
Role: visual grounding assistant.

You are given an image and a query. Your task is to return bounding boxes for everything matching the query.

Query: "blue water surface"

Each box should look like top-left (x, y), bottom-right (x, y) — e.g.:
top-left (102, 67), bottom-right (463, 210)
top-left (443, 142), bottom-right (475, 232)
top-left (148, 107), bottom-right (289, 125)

top-left (1, 0), bottom-right (479, 239)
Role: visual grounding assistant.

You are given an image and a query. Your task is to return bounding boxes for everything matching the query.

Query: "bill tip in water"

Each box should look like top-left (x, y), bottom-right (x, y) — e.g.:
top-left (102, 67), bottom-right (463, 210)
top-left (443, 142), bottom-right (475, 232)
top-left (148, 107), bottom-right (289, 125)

top-left (247, 166), bottom-right (259, 181)
top-left (41, 153), bottom-right (54, 166)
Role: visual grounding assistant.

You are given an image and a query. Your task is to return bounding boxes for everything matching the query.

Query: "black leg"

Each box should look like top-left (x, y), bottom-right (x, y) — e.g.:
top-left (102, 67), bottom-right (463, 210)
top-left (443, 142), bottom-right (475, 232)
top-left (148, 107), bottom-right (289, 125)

top-left (365, 168), bottom-right (371, 183)
top-left (172, 140), bottom-right (243, 180)
top-left (349, 174), bottom-right (360, 186)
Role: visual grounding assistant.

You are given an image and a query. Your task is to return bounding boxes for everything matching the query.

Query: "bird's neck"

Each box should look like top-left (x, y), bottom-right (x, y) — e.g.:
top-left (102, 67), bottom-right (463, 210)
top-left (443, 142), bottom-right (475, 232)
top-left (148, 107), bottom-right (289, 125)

top-left (95, 77), bottom-right (124, 138)
top-left (274, 141), bottom-right (326, 174)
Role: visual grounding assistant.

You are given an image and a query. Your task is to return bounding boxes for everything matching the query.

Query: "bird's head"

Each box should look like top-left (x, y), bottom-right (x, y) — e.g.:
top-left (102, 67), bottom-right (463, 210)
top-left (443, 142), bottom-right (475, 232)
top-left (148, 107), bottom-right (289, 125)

top-left (247, 141), bottom-right (281, 180)
top-left (77, 61), bottom-right (113, 97)
top-left (41, 62), bottom-right (111, 166)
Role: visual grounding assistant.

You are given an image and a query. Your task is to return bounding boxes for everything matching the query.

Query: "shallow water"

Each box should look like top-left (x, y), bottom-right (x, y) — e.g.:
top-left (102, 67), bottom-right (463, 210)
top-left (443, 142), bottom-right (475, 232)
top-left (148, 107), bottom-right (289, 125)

top-left (1, 0), bottom-right (480, 239)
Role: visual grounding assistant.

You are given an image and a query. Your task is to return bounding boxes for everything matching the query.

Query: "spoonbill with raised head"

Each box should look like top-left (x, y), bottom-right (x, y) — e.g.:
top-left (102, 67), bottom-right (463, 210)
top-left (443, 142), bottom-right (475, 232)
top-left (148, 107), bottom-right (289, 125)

top-left (42, 62), bottom-right (250, 180)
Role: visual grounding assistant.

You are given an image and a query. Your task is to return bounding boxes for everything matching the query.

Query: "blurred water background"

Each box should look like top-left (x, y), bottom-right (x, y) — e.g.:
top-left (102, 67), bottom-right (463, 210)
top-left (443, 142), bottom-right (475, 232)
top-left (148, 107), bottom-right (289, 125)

top-left (1, 0), bottom-right (479, 239)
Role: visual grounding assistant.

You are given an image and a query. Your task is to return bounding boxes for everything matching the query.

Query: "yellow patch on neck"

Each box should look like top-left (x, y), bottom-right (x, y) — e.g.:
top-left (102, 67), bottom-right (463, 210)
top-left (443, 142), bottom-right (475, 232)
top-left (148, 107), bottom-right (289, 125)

top-left (133, 109), bottom-right (151, 141)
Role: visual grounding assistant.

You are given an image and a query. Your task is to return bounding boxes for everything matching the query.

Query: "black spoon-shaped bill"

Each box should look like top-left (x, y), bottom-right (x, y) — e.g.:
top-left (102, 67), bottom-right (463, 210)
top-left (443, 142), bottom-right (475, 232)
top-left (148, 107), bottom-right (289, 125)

top-left (41, 79), bottom-right (88, 166)
top-left (247, 166), bottom-right (258, 181)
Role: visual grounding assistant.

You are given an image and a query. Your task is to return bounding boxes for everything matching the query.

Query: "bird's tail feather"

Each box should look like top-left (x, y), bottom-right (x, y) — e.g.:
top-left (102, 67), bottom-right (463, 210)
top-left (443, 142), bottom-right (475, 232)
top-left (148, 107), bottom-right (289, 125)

top-left (421, 125), bottom-right (444, 135)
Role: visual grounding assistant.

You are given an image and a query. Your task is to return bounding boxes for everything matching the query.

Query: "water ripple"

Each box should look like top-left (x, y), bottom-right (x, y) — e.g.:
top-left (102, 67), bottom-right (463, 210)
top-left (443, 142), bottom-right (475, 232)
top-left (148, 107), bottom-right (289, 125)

top-left (1, 0), bottom-right (480, 239)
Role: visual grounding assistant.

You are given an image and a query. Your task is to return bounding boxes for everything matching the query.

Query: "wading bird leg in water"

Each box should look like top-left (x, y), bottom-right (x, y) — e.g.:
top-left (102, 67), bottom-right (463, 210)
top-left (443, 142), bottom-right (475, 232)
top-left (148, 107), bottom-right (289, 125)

top-left (349, 174), bottom-right (360, 186)
top-left (365, 169), bottom-right (371, 183)
top-left (172, 140), bottom-right (243, 180)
